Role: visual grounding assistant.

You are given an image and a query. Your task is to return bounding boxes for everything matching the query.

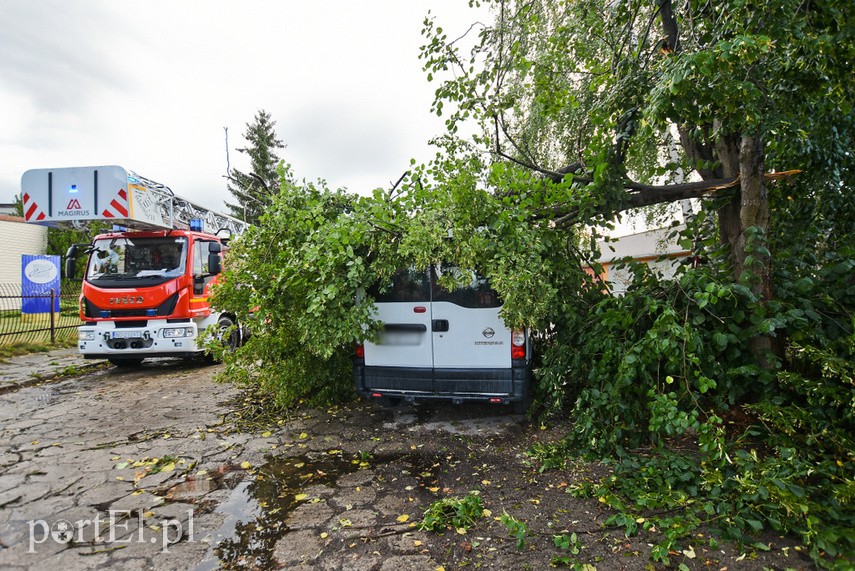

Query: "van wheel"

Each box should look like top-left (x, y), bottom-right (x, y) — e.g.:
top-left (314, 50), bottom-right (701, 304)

top-left (109, 358), bottom-right (144, 368)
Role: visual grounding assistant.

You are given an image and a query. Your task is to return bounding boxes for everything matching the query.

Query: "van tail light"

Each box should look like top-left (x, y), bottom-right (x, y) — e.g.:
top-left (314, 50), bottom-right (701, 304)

top-left (355, 343), bottom-right (364, 358)
top-left (511, 330), bottom-right (526, 359)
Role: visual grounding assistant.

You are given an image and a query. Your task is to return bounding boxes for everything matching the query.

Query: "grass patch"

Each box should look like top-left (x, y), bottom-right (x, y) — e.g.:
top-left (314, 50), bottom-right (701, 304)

top-left (0, 339), bottom-right (77, 362)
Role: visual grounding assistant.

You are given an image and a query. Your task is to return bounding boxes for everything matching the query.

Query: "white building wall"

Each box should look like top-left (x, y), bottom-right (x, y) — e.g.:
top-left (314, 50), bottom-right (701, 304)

top-left (605, 256), bottom-right (687, 296)
top-left (599, 226), bottom-right (687, 260)
top-left (594, 226), bottom-right (690, 296)
top-left (0, 215), bottom-right (48, 284)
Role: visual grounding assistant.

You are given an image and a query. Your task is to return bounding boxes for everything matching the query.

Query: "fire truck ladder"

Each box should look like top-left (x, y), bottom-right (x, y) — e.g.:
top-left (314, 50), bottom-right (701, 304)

top-left (127, 171), bottom-right (248, 236)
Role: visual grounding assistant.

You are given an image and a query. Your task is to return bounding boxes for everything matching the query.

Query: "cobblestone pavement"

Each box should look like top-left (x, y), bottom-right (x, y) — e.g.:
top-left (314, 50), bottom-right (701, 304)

top-left (0, 351), bottom-right (526, 570)
top-left (0, 347), bottom-right (104, 394)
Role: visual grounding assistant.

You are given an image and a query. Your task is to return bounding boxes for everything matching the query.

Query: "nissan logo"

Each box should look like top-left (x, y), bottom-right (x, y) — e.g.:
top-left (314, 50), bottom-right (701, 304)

top-left (482, 327), bottom-right (495, 338)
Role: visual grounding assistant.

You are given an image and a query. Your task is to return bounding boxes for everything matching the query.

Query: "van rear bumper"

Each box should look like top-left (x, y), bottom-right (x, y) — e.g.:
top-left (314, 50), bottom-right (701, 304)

top-left (353, 361), bottom-right (531, 403)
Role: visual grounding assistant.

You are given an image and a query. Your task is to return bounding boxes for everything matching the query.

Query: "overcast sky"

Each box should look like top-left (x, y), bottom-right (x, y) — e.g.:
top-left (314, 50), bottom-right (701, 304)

top-left (0, 1), bottom-right (487, 212)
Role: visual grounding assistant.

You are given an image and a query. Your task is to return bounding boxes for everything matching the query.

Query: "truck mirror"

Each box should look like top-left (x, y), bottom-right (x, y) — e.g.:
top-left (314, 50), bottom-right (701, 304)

top-left (64, 257), bottom-right (76, 279)
top-left (208, 242), bottom-right (223, 275)
top-left (64, 244), bottom-right (79, 279)
top-left (208, 253), bottom-right (222, 276)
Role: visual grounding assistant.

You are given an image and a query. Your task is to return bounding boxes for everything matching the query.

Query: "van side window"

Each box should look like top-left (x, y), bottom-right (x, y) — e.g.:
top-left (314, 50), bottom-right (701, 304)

top-left (432, 266), bottom-right (502, 308)
top-left (369, 269), bottom-right (430, 302)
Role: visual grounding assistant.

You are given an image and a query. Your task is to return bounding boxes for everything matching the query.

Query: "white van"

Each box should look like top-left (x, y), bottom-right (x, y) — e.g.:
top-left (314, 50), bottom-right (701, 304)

top-left (353, 266), bottom-right (533, 413)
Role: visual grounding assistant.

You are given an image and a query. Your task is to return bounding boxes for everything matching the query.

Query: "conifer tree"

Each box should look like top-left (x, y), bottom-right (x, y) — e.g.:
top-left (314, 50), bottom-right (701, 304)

top-left (226, 109), bottom-right (285, 223)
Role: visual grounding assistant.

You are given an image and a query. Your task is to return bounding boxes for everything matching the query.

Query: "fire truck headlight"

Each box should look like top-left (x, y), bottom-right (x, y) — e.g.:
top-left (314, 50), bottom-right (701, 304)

top-left (78, 331), bottom-right (96, 341)
top-left (163, 327), bottom-right (194, 339)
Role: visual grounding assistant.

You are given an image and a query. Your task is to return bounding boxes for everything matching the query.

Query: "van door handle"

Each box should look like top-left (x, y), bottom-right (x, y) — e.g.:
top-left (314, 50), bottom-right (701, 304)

top-left (432, 319), bottom-right (449, 332)
top-left (384, 323), bottom-right (427, 333)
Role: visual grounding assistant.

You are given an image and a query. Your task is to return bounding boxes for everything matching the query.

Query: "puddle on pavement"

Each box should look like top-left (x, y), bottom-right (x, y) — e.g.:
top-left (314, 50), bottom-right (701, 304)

top-left (382, 402), bottom-right (523, 436)
top-left (166, 473), bottom-right (227, 501)
top-left (191, 448), bottom-right (446, 570)
top-left (190, 404), bottom-right (512, 569)
top-left (193, 453), bottom-right (363, 571)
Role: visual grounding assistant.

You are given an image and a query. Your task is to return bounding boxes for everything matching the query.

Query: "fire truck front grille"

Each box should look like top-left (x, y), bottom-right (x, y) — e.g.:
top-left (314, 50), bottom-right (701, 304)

top-left (83, 293), bottom-right (179, 319)
top-left (109, 309), bottom-right (151, 318)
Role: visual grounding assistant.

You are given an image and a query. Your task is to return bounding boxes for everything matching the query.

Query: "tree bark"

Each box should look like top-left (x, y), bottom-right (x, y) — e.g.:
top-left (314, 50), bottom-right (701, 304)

top-left (738, 135), bottom-right (776, 367)
top-left (714, 132), bottom-right (743, 259)
top-left (736, 135), bottom-right (771, 293)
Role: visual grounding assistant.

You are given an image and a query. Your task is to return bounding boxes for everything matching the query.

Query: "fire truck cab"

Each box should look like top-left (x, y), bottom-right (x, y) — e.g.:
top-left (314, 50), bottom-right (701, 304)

top-left (71, 227), bottom-right (232, 365)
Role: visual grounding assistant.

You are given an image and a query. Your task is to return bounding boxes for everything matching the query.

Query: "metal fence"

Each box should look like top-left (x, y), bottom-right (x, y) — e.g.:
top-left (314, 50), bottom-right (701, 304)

top-left (0, 281), bottom-right (82, 345)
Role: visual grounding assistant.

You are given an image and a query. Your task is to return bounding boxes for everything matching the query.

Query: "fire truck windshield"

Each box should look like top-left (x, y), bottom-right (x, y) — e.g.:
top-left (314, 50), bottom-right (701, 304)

top-left (86, 237), bottom-right (188, 283)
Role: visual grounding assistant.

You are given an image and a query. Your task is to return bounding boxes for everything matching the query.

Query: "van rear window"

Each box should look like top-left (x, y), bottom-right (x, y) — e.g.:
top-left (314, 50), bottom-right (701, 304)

top-left (369, 266), bottom-right (502, 308)
top-left (432, 266), bottom-right (502, 309)
top-left (368, 269), bottom-right (430, 302)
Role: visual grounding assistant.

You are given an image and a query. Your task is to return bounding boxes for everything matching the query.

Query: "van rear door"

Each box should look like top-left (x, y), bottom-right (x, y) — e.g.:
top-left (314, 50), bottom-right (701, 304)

top-left (362, 269), bottom-right (433, 391)
top-left (430, 266), bottom-right (512, 395)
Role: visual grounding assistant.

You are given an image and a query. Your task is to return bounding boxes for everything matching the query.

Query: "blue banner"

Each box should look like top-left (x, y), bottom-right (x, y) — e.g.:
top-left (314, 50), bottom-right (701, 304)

top-left (22, 255), bottom-right (61, 314)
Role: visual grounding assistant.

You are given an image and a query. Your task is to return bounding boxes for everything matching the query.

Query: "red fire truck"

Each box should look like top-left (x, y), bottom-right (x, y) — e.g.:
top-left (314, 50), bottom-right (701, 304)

top-left (21, 165), bottom-right (247, 366)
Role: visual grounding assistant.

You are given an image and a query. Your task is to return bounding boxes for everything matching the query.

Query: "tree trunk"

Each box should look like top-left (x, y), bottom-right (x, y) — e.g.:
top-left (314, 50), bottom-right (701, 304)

top-left (738, 135), bottom-right (776, 367)
top-left (714, 132), bottom-right (742, 257)
top-left (709, 134), bottom-right (775, 369)
top-left (736, 135), bottom-right (771, 297)
top-left (714, 133), bottom-right (772, 296)
top-left (688, 129), bottom-right (776, 366)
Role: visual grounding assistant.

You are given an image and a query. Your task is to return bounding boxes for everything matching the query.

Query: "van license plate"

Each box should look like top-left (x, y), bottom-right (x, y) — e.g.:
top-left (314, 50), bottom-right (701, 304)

top-left (111, 331), bottom-right (142, 339)
top-left (379, 332), bottom-right (420, 346)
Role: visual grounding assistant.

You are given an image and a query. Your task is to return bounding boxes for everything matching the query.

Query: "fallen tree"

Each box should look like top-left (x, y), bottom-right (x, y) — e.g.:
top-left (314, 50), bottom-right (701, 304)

top-left (211, 0), bottom-right (854, 564)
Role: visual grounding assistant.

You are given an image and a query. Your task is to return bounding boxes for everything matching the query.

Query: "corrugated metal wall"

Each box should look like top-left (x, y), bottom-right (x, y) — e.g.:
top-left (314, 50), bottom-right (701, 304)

top-left (0, 216), bottom-right (48, 284)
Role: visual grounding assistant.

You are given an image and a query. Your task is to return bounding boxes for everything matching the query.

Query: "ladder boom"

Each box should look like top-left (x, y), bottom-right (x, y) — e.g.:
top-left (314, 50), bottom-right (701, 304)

top-left (20, 165), bottom-right (247, 235)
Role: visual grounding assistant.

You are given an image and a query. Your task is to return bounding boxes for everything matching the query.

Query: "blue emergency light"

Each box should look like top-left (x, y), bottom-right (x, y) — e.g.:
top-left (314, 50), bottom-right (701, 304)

top-left (189, 219), bottom-right (204, 232)
top-left (112, 225), bottom-right (127, 232)
top-left (69, 184), bottom-right (78, 193)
